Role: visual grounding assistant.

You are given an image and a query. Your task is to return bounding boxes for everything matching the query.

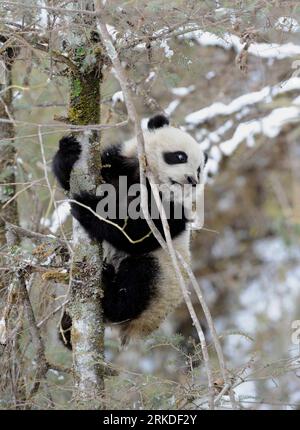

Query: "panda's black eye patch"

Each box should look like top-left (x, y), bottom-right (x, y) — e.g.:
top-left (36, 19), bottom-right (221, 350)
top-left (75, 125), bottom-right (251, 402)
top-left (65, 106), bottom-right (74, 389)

top-left (163, 151), bottom-right (188, 165)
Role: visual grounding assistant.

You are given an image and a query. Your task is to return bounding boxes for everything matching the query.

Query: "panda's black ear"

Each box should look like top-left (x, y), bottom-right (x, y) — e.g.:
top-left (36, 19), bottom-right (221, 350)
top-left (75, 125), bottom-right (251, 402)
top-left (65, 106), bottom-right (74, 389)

top-left (148, 114), bottom-right (169, 131)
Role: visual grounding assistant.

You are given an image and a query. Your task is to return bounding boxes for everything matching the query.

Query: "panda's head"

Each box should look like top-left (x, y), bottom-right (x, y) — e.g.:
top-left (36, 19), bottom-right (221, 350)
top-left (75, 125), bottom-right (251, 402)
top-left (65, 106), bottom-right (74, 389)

top-left (144, 115), bottom-right (207, 191)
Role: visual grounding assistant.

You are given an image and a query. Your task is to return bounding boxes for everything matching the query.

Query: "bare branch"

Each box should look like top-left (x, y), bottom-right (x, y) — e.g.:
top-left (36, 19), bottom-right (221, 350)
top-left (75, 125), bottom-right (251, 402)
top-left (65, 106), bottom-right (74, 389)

top-left (17, 269), bottom-right (48, 401)
top-left (4, 221), bottom-right (67, 246)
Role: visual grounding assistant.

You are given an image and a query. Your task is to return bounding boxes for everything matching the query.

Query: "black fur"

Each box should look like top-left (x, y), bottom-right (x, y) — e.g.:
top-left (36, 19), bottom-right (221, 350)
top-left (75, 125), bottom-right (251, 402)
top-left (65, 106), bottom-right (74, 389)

top-left (101, 144), bottom-right (139, 186)
top-left (163, 151), bottom-right (188, 165)
top-left (59, 256), bottom-right (159, 349)
top-left (52, 135), bottom-right (81, 191)
top-left (148, 114), bottom-right (169, 131)
top-left (70, 188), bottom-right (186, 255)
top-left (102, 255), bottom-right (159, 322)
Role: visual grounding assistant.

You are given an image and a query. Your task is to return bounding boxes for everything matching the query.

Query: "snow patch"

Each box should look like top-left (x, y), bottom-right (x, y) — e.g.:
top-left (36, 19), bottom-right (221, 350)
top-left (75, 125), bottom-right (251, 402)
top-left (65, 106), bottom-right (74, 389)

top-left (145, 71), bottom-right (156, 83)
top-left (164, 99), bottom-right (180, 116)
top-left (180, 29), bottom-right (300, 60)
top-left (206, 71), bottom-right (216, 80)
top-left (275, 17), bottom-right (300, 33)
top-left (160, 39), bottom-right (174, 59)
top-left (112, 90), bottom-right (124, 105)
top-left (220, 107), bottom-right (300, 156)
top-left (171, 85), bottom-right (195, 97)
top-left (41, 202), bottom-right (71, 233)
top-left (186, 78), bottom-right (300, 126)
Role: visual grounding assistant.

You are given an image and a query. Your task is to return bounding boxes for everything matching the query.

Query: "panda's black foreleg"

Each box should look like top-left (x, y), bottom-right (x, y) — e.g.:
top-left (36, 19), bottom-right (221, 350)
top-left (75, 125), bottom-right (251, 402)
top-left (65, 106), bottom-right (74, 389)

top-left (102, 255), bottom-right (160, 323)
top-left (52, 136), bottom-right (81, 191)
top-left (69, 191), bottom-right (160, 253)
top-left (69, 191), bottom-right (129, 247)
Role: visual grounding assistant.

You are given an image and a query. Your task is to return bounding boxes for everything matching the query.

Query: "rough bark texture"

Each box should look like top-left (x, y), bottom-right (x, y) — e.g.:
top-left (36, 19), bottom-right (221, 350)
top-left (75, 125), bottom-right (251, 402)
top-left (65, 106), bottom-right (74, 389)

top-left (67, 1), bottom-right (104, 408)
top-left (0, 38), bottom-right (18, 245)
top-left (0, 38), bottom-right (25, 407)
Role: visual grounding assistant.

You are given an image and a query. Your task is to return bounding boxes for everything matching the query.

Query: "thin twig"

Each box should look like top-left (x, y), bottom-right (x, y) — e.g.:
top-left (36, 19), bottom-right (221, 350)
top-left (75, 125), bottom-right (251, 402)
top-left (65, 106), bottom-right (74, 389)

top-left (0, 117), bottom-right (128, 130)
top-left (59, 198), bottom-right (153, 244)
top-left (37, 300), bottom-right (69, 328)
top-left (38, 125), bottom-right (72, 254)
top-left (5, 221), bottom-right (67, 246)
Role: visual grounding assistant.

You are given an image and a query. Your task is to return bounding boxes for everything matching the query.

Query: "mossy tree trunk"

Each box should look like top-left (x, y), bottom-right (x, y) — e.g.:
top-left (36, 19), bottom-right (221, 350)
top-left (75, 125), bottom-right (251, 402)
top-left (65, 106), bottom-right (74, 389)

top-left (66, 1), bottom-right (105, 408)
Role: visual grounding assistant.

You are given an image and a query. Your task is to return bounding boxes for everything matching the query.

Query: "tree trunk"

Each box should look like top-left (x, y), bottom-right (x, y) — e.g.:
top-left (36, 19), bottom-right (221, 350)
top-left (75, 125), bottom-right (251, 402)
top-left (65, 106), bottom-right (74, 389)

top-left (0, 37), bottom-right (18, 245)
top-left (67, 1), bottom-right (105, 408)
top-left (0, 36), bottom-right (27, 408)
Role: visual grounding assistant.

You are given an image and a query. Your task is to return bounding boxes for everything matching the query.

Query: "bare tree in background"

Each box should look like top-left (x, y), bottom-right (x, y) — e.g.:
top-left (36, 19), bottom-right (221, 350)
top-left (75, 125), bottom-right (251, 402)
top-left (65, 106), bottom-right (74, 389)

top-left (0, 35), bottom-right (18, 244)
top-left (1, 0), bottom-right (106, 409)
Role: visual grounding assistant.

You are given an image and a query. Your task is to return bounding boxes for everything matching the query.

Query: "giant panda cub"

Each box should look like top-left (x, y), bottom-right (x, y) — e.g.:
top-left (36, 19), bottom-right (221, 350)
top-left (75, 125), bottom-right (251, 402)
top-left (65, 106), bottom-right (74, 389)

top-left (52, 115), bottom-right (207, 346)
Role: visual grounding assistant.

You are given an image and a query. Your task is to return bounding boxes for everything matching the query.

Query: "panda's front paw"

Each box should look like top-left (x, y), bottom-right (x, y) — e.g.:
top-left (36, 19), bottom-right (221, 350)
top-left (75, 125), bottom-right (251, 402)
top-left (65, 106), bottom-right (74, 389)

top-left (59, 135), bottom-right (81, 155)
top-left (72, 191), bottom-right (99, 211)
top-left (53, 136), bottom-right (82, 191)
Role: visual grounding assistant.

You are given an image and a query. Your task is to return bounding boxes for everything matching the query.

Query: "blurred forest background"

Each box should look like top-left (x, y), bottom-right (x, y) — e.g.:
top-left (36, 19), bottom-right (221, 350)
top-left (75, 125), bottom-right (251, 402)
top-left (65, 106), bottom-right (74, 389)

top-left (0, 0), bottom-right (300, 410)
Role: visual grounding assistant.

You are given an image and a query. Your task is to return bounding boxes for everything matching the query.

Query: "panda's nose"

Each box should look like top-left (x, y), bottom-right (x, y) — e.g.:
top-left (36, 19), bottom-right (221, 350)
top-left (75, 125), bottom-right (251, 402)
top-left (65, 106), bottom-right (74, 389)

top-left (186, 175), bottom-right (198, 186)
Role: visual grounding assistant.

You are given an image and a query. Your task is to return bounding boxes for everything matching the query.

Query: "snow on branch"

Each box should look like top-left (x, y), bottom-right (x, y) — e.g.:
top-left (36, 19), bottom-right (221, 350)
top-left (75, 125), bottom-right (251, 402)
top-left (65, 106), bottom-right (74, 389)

top-left (179, 29), bottom-right (300, 60)
top-left (219, 106), bottom-right (300, 156)
top-left (185, 78), bottom-right (300, 179)
top-left (201, 105), bottom-right (300, 178)
top-left (186, 77), bottom-right (300, 126)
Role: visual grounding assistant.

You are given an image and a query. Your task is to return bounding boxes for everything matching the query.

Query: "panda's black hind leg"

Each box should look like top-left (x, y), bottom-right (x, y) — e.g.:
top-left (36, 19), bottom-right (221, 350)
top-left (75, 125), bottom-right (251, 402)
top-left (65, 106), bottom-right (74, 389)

top-left (103, 255), bottom-right (160, 323)
top-left (58, 255), bottom-right (160, 349)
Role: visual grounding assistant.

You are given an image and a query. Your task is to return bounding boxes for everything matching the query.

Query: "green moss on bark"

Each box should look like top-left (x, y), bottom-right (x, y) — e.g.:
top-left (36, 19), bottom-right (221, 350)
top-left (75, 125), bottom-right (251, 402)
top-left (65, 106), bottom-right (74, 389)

top-left (69, 46), bottom-right (102, 126)
top-left (69, 73), bottom-right (100, 125)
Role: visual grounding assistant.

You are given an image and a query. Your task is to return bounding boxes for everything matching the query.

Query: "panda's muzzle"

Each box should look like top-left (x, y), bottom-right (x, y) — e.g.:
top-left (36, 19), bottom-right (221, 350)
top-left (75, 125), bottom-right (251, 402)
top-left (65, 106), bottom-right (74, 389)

top-left (169, 176), bottom-right (198, 187)
top-left (169, 178), bottom-right (182, 186)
